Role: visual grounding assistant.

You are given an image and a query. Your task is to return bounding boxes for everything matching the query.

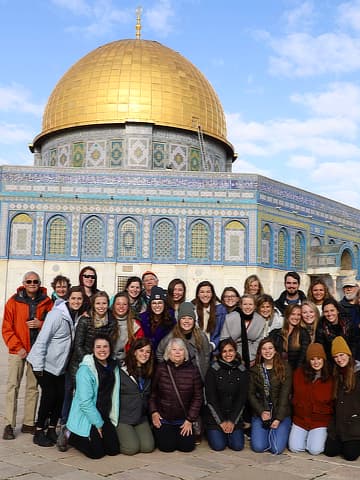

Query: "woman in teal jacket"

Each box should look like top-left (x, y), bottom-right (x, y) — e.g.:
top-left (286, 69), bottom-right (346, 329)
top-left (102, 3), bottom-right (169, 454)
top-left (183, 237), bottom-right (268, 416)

top-left (60, 334), bottom-right (120, 459)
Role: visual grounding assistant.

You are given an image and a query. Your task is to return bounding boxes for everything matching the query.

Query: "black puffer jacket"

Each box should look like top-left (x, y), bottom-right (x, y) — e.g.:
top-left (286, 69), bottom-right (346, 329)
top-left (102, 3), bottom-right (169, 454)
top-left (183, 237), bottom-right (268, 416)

top-left (270, 327), bottom-right (310, 370)
top-left (204, 358), bottom-right (249, 430)
top-left (315, 316), bottom-right (357, 362)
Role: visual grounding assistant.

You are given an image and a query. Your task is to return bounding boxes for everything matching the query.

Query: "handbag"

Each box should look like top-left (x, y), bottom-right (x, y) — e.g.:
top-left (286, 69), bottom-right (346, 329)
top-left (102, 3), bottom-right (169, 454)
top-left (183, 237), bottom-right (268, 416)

top-left (166, 364), bottom-right (202, 436)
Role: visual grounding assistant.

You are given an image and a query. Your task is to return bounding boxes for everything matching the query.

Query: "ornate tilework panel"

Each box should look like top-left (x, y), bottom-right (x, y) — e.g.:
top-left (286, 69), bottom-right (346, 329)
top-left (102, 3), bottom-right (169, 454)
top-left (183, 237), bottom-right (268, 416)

top-left (143, 218), bottom-right (150, 258)
top-left (50, 148), bottom-right (57, 167)
top-left (261, 224), bottom-right (271, 265)
top-left (71, 213), bottom-right (80, 257)
top-left (190, 221), bottom-right (210, 260)
top-left (214, 218), bottom-right (222, 261)
top-left (295, 232), bottom-right (305, 270)
top-left (224, 221), bottom-right (245, 262)
top-left (10, 213), bottom-right (33, 255)
top-left (86, 141), bottom-right (106, 168)
top-left (107, 216), bottom-right (115, 257)
top-left (278, 229), bottom-right (288, 267)
top-left (47, 217), bottom-right (67, 255)
top-left (118, 219), bottom-right (138, 258)
top-left (128, 138), bottom-right (149, 168)
top-left (35, 212), bottom-right (44, 256)
top-left (58, 145), bottom-right (70, 166)
top-left (153, 220), bottom-right (176, 260)
top-left (81, 217), bottom-right (104, 257)
top-left (169, 145), bottom-right (187, 171)
top-left (153, 142), bottom-right (166, 169)
top-left (189, 147), bottom-right (201, 171)
top-left (110, 140), bottom-right (123, 167)
top-left (178, 216), bottom-right (186, 259)
top-left (0, 203), bottom-right (8, 256)
top-left (72, 142), bottom-right (85, 167)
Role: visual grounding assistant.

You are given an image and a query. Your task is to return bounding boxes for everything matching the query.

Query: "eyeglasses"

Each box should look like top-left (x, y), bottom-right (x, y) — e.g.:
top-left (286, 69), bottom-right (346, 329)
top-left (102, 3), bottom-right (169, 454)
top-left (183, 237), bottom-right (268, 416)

top-left (25, 279), bottom-right (40, 285)
top-left (224, 295), bottom-right (237, 299)
top-left (83, 274), bottom-right (96, 279)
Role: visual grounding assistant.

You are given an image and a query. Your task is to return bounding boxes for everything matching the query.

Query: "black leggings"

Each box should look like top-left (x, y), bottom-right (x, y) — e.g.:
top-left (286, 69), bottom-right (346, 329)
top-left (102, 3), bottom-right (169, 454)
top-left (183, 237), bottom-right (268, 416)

top-left (324, 435), bottom-right (360, 461)
top-left (69, 418), bottom-right (120, 459)
top-left (36, 371), bottom-right (65, 429)
top-left (153, 423), bottom-right (195, 452)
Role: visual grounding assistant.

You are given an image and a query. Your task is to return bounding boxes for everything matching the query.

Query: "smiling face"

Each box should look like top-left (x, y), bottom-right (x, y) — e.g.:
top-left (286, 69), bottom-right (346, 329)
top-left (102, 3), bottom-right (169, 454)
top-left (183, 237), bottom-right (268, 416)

top-left (221, 343), bottom-right (237, 363)
top-left (288, 307), bottom-right (301, 327)
top-left (241, 297), bottom-right (255, 315)
top-left (301, 304), bottom-right (316, 325)
top-left (333, 352), bottom-right (350, 368)
top-left (93, 338), bottom-right (110, 364)
top-left (179, 315), bottom-right (195, 332)
top-left (113, 296), bottom-right (129, 317)
top-left (172, 283), bottom-right (185, 303)
top-left (261, 342), bottom-right (276, 362)
top-left (323, 304), bottom-right (339, 324)
top-left (94, 295), bottom-right (108, 317)
top-left (68, 291), bottom-right (84, 311)
top-left (222, 290), bottom-right (239, 309)
top-left (198, 286), bottom-right (213, 307)
top-left (311, 284), bottom-right (326, 303)
top-left (23, 273), bottom-right (40, 298)
top-left (248, 280), bottom-right (260, 296)
top-left (310, 356), bottom-right (324, 371)
top-left (151, 300), bottom-right (164, 316)
top-left (126, 281), bottom-right (141, 300)
top-left (143, 274), bottom-right (158, 295)
top-left (54, 281), bottom-right (69, 299)
top-left (168, 343), bottom-right (186, 365)
top-left (259, 301), bottom-right (273, 320)
top-left (134, 344), bottom-right (152, 366)
top-left (82, 269), bottom-right (96, 289)
top-left (285, 276), bottom-right (299, 296)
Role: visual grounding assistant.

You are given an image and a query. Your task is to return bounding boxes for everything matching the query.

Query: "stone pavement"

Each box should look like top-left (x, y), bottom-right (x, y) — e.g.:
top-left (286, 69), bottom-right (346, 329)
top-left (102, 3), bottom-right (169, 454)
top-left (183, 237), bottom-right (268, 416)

top-left (0, 339), bottom-right (359, 479)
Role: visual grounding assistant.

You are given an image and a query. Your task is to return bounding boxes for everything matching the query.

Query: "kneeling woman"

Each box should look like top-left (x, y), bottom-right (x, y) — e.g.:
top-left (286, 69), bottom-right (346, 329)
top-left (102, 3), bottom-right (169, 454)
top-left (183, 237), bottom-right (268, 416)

top-left (116, 338), bottom-right (155, 455)
top-left (324, 336), bottom-right (360, 461)
top-left (248, 337), bottom-right (292, 454)
top-left (65, 335), bottom-right (120, 459)
top-left (204, 338), bottom-right (249, 451)
top-left (149, 338), bottom-right (203, 452)
top-left (289, 343), bottom-right (334, 455)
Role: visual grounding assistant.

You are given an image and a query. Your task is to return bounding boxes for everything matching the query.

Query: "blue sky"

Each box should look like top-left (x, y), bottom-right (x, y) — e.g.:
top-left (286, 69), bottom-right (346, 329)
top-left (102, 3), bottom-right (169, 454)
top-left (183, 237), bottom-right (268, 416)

top-left (2, 0), bottom-right (360, 208)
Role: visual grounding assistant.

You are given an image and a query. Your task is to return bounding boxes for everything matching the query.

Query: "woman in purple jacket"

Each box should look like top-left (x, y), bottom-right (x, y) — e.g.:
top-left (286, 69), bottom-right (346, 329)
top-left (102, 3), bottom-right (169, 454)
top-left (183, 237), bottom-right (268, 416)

top-left (149, 338), bottom-right (203, 452)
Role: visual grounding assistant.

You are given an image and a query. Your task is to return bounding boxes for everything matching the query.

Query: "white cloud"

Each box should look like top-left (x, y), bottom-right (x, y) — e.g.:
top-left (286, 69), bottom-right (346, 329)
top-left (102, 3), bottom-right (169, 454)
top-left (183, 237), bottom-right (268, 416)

top-left (0, 84), bottom-right (43, 116)
top-left (283, 1), bottom-right (315, 31)
top-left (338, 0), bottom-right (360, 31)
top-left (145, 0), bottom-right (175, 37)
top-left (286, 155), bottom-right (316, 169)
top-left (231, 156), bottom-right (270, 176)
top-left (291, 82), bottom-right (360, 119)
top-left (51, 0), bottom-right (91, 16)
top-left (0, 123), bottom-right (33, 144)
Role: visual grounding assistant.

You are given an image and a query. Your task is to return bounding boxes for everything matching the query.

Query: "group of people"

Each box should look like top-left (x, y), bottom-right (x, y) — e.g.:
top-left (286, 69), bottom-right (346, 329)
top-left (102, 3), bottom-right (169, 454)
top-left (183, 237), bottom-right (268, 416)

top-left (2, 268), bottom-right (360, 461)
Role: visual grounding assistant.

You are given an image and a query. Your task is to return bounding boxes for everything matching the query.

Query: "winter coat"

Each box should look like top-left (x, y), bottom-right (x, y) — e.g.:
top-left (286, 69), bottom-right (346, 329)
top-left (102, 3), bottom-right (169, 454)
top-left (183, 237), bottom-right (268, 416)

top-left (2, 286), bottom-right (52, 354)
top-left (69, 312), bottom-right (116, 380)
top-left (292, 367), bottom-right (334, 430)
top-left (315, 316), bottom-right (357, 362)
top-left (261, 308), bottom-right (284, 338)
top-left (270, 326), bottom-right (310, 370)
top-left (275, 290), bottom-right (307, 315)
top-left (118, 366), bottom-right (151, 425)
top-left (248, 362), bottom-right (292, 421)
top-left (327, 364), bottom-right (360, 442)
top-left (67, 354), bottom-right (120, 437)
top-left (156, 329), bottom-right (211, 381)
top-left (221, 311), bottom-right (265, 364)
top-left (149, 360), bottom-right (203, 422)
top-left (140, 311), bottom-right (176, 352)
top-left (27, 301), bottom-right (75, 376)
top-left (204, 358), bottom-right (249, 430)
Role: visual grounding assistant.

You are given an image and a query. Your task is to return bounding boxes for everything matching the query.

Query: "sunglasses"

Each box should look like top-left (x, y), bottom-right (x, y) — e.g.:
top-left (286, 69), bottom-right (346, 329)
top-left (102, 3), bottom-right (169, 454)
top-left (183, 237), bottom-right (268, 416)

top-left (83, 274), bottom-right (96, 279)
top-left (25, 279), bottom-right (40, 285)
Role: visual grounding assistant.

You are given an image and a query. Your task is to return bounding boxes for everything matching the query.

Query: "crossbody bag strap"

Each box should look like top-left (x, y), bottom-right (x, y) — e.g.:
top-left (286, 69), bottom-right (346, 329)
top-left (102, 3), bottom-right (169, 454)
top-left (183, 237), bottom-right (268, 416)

top-left (166, 363), bottom-right (187, 417)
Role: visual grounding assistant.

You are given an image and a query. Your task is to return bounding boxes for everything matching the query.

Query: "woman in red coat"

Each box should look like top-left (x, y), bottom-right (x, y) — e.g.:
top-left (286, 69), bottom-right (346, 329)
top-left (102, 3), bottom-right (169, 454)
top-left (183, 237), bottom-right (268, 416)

top-left (288, 343), bottom-right (334, 455)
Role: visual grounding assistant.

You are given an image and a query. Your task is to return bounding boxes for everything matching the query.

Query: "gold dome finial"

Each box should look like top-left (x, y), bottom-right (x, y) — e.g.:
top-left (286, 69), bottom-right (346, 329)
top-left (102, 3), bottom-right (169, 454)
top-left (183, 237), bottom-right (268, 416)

top-left (136, 6), bottom-right (142, 39)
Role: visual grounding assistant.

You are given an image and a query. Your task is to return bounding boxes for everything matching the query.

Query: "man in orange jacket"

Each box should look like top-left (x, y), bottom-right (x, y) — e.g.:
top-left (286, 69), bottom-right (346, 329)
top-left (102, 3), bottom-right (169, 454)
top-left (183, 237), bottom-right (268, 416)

top-left (2, 271), bottom-right (52, 440)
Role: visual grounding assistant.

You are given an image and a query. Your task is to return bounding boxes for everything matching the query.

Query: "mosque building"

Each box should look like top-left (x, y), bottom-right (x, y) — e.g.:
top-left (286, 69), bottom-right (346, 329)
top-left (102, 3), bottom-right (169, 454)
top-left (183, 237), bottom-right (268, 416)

top-left (1, 16), bottom-right (359, 305)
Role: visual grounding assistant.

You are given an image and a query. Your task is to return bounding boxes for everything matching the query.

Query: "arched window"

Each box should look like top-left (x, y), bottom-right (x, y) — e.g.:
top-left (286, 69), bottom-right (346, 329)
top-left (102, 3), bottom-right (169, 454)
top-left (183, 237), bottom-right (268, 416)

top-left (311, 236), bottom-right (321, 247)
top-left (294, 232), bottom-right (305, 270)
top-left (81, 217), bottom-right (104, 258)
top-left (261, 223), bottom-right (272, 264)
top-left (10, 213), bottom-right (33, 255)
top-left (47, 217), bottom-right (67, 255)
top-left (190, 221), bottom-right (210, 260)
top-left (153, 219), bottom-right (176, 261)
top-left (341, 249), bottom-right (353, 270)
top-left (278, 228), bottom-right (288, 267)
top-left (224, 221), bottom-right (245, 262)
top-left (118, 219), bottom-right (138, 259)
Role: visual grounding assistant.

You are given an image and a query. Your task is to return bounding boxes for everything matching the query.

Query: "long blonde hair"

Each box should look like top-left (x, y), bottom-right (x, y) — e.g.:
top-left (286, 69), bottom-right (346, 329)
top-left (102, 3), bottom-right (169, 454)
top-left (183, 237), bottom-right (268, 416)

top-left (282, 304), bottom-right (302, 351)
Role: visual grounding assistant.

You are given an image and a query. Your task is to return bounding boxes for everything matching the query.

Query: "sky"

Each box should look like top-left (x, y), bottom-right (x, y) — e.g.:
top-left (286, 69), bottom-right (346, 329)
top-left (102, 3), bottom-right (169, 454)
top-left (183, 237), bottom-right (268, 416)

top-left (2, 0), bottom-right (360, 208)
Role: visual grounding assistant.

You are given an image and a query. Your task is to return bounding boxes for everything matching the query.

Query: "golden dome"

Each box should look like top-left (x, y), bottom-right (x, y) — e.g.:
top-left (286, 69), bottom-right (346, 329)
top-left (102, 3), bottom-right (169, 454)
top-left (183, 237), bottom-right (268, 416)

top-left (37, 39), bottom-right (228, 144)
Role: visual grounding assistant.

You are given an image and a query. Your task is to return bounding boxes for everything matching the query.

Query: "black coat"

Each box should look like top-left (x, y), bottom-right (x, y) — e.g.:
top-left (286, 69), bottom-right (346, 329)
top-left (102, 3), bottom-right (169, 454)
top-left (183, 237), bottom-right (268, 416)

top-left (204, 358), bottom-right (249, 430)
top-left (315, 316), bottom-right (357, 363)
top-left (269, 327), bottom-right (310, 370)
top-left (118, 366), bottom-right (151, 425)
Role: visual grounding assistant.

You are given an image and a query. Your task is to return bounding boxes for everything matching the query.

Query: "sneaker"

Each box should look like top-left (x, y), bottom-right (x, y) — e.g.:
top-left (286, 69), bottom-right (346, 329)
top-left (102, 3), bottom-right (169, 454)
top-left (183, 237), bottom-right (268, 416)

top-left (3, 425), bottom-right (15, 440)
top-left (56, 425), bottom-right (69, 452)
top-left (46, 427), bottom-right (58, 444)
top-left (33, 429), bottom-right (53, 447)
top-left (21, 424), bottom-right (35, 434)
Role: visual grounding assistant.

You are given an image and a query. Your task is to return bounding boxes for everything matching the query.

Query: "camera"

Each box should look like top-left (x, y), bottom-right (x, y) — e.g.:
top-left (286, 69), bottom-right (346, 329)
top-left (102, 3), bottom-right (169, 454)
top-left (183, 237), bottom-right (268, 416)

top-left (262, 419), bottom-right (272, 429)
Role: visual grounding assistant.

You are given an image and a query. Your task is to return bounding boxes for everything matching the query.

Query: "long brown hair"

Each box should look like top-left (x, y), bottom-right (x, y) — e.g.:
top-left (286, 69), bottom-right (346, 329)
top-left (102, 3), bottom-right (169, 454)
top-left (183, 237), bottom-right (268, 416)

top-left (255, 337), bottom-right (286, 383)
top-left (333, 355), bottom-right (356, 396)
top-left (112, 291), bottom-right (138, 343)
top-left (307, 277), bottom-right (332, 305)
top-left (124, 337), bottom-right (153, 378)
top-left (281, 304), bottom-right (302, 351)
top-left (166, 278), bottom-right (186, 309)
top-left (194, 280), bottom-right (219, 334)
top-left (171, 317), bottom-right (203, 351)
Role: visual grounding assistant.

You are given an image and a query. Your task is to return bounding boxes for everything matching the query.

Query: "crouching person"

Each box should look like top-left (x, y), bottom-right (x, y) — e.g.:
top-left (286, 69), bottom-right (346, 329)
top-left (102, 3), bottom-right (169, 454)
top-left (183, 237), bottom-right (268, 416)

top-left (58, 335), bottom-right (120, 459)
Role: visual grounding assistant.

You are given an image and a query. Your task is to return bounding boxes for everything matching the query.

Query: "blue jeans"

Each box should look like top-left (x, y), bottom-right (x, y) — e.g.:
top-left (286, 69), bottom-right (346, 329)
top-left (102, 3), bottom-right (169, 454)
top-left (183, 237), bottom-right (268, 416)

top-left (207, 428), bottom-right (244, 451)
top-left (288, 423), bottom-right (327, 455)
top-left (251, 416), bottom-right (291, 454)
